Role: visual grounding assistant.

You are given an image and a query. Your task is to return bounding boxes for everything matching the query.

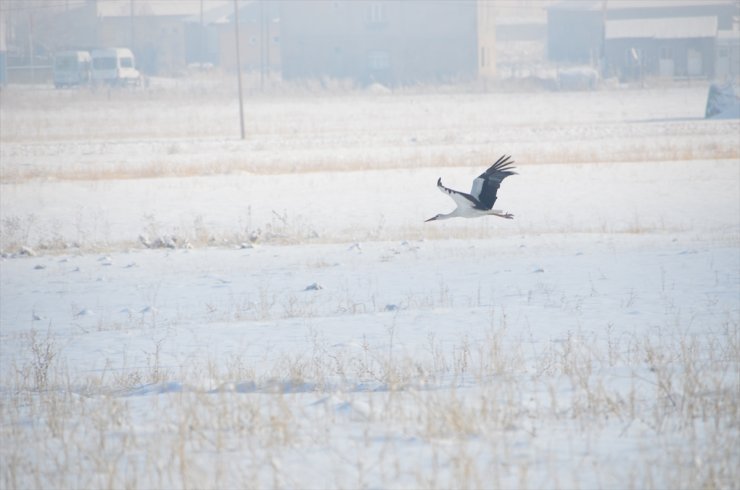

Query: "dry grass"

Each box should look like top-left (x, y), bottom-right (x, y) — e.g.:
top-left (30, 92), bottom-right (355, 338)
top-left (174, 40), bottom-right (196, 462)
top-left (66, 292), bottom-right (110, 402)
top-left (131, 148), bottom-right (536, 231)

top-left (2, 142), bottom-right (738, 185)
top-left (1, 229), bottom-right (737, 488)
top-left (0, 315), bottom-right (737, 489)
top-left (2, 82), bottom-right (737, 184)
top-left (0, 204), bottom-right (721, 257)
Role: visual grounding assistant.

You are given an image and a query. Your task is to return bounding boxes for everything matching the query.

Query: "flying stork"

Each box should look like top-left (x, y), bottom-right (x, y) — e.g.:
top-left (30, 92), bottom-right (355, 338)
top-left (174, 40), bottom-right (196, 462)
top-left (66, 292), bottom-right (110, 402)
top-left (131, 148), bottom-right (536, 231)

top-left (425, 155), bottom-right (517, 222)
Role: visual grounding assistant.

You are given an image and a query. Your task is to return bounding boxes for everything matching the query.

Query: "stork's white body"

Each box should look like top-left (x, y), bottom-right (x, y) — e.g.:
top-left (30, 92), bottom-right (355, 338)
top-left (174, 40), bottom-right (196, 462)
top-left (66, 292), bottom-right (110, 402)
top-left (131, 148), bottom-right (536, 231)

top-left (426, 155), bottom-right (517, 222)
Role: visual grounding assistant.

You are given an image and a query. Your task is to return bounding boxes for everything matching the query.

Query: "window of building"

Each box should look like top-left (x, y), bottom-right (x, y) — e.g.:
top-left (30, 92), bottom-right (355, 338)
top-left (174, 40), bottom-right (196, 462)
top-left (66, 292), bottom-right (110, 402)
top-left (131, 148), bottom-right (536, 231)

top-left (660, 46), bottom-right (672, 60)
top-left (368, 50), bottom-right (390, 70)
top-left (369, 3), bottom-right (385, 23)
top-left (687, 48), bottom-right (703, 76)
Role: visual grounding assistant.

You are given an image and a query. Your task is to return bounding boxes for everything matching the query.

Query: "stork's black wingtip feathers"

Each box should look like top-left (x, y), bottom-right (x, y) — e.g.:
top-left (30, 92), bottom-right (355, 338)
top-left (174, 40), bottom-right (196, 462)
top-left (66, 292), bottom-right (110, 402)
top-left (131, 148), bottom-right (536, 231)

top-left (493, 154), bottom-right (509, 165)
top-left (479, 155), bottom-right (517, 180)
top-left (436, 177), bottom-right (442, 186)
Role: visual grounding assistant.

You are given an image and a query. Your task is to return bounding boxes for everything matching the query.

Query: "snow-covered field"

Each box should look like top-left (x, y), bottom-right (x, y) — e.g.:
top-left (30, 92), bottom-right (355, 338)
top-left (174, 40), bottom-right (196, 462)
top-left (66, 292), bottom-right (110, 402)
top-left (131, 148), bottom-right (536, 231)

top-left (1, 83), bottom-right (738, 489)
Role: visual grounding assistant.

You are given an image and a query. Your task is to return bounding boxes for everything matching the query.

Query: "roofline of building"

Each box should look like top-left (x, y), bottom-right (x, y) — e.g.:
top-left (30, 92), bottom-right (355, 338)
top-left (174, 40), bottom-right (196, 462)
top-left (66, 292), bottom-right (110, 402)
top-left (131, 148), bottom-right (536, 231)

top-left (547, 0), bottom-right (735, 12)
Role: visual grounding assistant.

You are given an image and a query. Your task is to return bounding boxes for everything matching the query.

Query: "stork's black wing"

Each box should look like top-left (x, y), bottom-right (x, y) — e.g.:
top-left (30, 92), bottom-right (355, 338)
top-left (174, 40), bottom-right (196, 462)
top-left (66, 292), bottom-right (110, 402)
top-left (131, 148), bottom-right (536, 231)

top-left (470, 155), bottom-right (517, 210)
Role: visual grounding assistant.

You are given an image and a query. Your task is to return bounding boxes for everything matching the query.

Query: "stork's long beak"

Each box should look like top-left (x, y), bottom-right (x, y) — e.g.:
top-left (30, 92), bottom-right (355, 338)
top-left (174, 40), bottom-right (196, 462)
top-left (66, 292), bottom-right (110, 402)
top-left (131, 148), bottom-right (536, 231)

top-left (425, 216), bottom-right (438, 222)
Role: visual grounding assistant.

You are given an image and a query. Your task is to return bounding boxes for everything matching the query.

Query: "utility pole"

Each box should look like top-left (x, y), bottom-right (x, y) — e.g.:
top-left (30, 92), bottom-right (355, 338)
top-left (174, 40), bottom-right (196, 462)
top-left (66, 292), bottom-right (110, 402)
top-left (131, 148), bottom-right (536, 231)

top-left (600, 0), bottom-right (607, 75)
top-left (199, 0), bottom-right (204, 64)
top-left (265, 1), bottom-right (270, 85)
top-left (259, 0), bottom-right (264, 91)
top-left (234, 0), bottom-right (246, 140)
top-left (0, 5), bottom-right (7, 87)
top-left (130, 0), bottom-right (135, 50)
top-left (28, 10), bottom-right (34, 85)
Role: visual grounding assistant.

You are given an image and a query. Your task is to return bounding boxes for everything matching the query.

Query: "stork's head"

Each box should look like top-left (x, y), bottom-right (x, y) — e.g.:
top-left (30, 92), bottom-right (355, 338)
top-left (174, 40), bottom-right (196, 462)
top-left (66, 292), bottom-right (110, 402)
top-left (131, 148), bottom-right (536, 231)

top-left (425, 213), bottom-right (452, 222)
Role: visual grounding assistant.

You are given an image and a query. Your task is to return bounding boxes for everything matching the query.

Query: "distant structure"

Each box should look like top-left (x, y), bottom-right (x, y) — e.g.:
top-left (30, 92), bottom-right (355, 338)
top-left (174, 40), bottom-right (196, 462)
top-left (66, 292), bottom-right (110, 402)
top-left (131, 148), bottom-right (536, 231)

top-left (3, 0), bottom-right (494, 86)
top-left (7, 0), bottom-right (736, 86)
top-left (183, 2), bottom-right (280, 77)
top-left (546, 0), bottom-right (739, 81)
top-left (1, 0), bottom-right (276, 80)
top-left (2, 1), bottom-right (207, 78)
top-left (279, 0), bottom-right (497, 86)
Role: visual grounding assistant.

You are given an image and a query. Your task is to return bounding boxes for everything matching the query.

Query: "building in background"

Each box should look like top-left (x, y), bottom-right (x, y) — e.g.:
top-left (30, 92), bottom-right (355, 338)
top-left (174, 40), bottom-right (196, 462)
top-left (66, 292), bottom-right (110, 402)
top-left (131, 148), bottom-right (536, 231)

top-left (1, 1), bottom-right (196, 79)
top-left (2, 0), bottom-right (497, 86)
top-left (546, 1), bottom-right (604, 65)
top-left (716, 25), bottom-right (740, 81)
top-left (477, 2), bottom-right (497, 81)
top-left (184, 1), bottom-right (280, 76)
top-left (2, 0), bottom-right (276, 81)
top-left (604, 16), bottom-right (719, 80)
top-left (546, 0), bottom-right (739, 81)
top-left (279, 0), bottom-right (495, 86)
top-left (92, 1), bottom-right (204, 76)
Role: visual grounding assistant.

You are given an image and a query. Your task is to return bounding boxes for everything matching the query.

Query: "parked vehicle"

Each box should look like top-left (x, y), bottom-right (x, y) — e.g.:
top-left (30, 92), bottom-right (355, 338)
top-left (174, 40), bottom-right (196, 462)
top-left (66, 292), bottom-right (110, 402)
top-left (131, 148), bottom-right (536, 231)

top-left (91, 48), bottom-right (141, 86)
top-left (53, 50), bottom-right (92, 88)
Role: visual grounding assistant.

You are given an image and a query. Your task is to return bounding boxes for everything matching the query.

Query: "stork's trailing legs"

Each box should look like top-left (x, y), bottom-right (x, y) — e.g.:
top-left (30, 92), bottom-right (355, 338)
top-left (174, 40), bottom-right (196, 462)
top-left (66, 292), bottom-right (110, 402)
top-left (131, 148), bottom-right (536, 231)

top-left (491, 211), bottom-right (514, 219)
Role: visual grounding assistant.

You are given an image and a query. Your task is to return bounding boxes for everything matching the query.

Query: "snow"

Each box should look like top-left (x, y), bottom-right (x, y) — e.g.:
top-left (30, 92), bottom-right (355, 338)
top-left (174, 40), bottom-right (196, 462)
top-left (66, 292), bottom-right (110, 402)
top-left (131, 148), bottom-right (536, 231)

top-left (1, 83), bottom-right (739, 489)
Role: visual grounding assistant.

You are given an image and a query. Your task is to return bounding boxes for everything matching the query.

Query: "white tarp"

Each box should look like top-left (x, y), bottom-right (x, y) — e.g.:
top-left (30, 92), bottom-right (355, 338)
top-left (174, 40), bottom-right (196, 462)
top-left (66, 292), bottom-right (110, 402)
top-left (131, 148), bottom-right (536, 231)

top-left (705, 82), bottom-right (740, 119)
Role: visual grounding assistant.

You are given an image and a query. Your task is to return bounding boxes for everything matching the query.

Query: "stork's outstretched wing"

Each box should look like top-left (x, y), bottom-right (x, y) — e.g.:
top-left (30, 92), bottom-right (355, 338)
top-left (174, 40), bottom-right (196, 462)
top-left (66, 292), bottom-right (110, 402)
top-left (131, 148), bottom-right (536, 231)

top-left (437, 178), bottom-right (480, 209)
top-left (470, 155), bottom-right (517, 210)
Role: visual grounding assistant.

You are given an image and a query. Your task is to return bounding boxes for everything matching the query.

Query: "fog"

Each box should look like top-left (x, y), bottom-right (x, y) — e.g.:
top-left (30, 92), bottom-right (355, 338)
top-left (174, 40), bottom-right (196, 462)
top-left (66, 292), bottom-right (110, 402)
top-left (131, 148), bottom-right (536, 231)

top-left (0, 0), bottom-right (733, 86)
top-left (1, 2), bottom-right (739, 490)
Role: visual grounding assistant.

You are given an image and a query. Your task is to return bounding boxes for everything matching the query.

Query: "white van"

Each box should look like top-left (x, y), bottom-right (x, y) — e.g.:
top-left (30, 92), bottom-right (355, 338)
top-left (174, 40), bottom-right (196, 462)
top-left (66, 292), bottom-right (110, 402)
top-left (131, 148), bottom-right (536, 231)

top-left (53, 50), bottom-right (92, 88)
top-left (91, 48), bottom-right (141, 86)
